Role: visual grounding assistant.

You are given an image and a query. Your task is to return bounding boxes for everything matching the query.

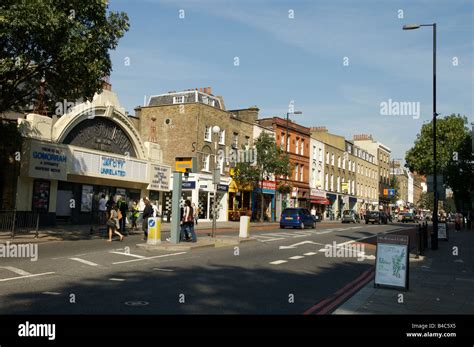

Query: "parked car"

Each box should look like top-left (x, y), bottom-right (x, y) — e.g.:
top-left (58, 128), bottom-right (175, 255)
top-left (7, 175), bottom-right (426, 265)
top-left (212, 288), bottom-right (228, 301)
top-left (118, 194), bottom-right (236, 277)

top-left (365, 211), bottom-right (387, 224)
top-left (341, 210), bottom-right (360, 223)
top-left (280, 208), bottom-right (317, 229)
top-left (400, 212), bottom-right (416, 223)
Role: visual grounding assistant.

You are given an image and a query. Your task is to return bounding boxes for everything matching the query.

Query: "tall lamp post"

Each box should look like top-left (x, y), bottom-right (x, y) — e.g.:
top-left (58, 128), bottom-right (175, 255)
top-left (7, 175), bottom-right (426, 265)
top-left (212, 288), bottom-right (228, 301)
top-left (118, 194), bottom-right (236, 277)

top-left (211, 125), bottom-right (221, 238)
top-left (285, 111), bottom-right (302, 209)
top-left (403, 23), bottom-right (438, 250)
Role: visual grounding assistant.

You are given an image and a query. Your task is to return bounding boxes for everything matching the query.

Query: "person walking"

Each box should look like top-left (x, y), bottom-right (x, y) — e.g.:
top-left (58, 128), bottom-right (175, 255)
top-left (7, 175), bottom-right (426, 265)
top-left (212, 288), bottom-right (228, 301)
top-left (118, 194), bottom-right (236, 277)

top-left (107, 203), bottom-right (124, 242)
top-left (181, 200), bottom-right (196, 242)
top-left (192, 202), bottom-right (199, 225)
top-left (118, 196), bottom-right (128, 235)
top-left (98, 194), bottom-right (107, 226)
top-left (130, 200), bottom-right (139, 231)
top-left (142, 198), bottom-right (153, 241)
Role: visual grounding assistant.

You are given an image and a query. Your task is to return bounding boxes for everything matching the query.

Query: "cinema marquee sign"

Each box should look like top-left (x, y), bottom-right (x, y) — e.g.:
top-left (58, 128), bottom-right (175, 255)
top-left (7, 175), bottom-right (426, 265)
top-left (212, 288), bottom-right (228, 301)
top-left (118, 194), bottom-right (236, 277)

top-left (27, 140), bottom-right (68, 181)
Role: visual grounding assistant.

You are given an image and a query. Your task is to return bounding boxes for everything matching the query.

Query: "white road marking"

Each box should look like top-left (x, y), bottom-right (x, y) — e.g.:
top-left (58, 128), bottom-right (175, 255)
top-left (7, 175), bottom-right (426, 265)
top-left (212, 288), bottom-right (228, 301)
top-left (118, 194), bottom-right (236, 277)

top-left (112, 252), bottom-right (187, 265)
top-left (0, 272), bottom-right (55, 282)
top-left (69, 258), bottom-right (99, 267)
top-left (109, 278), bottom-right (125, 281)
top-left (0, 266), bottom-right (32, 276)
top-left (153, 268), bottom-right (174, 272)
top-left (289, 256), bottom-right (305, 260)
top-left (269, 260), bottom-right (288, 265)
top-left (279, 241), bottom-right (324, 250)
top-left (110, 251), bottom-right (146, 259)
top-left (316, 230), bottom-right (334, 235)
top-left (42, 292), bottom-right (61, 295)
top-left (266, 232), bottom-right (300, 237)
top-left (304, 252), bottom-right (317, 256)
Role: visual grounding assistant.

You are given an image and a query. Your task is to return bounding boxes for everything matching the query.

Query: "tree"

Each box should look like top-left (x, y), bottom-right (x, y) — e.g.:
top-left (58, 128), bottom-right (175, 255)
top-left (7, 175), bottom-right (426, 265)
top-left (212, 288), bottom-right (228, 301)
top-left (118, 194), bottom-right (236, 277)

top-left (388, 175), bottom-right (400, 205)
top-left (405, 114), bottom-right (473, 213)
top-left (232, 132), bottom-right (292, 222)
top-left (0, 0), bottom-right (129, 113)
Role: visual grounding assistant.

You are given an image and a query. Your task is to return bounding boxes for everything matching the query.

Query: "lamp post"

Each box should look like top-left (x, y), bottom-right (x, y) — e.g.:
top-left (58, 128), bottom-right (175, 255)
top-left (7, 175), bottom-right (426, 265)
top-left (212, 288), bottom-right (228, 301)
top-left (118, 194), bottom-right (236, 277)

top-left (403, 23), bottom-right (438, 250)
top-left (211, 125), bottom-right (221, 238)
top-left (285, 111), bottom-right (302, 208)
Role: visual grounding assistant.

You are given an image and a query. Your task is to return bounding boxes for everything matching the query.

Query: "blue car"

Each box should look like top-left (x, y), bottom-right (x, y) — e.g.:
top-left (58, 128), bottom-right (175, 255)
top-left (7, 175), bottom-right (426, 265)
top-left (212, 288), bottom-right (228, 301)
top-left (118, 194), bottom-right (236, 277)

top-left (280, 208), bottom-right (317, 229)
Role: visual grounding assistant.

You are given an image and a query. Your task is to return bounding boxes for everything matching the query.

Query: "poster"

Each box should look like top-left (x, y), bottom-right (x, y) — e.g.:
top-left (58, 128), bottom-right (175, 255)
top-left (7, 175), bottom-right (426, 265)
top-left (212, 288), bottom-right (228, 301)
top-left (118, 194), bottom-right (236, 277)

top-left (147, 164), bottom-right (171, 191)
top-left (438, 223), bottom-right (448, 240)
top-left (28, 141), bottom-right (68, 181)
top-left (32, 180), bottom-right (50, 212)
top-left (81, 185), bottom-right (94, 212)
top-left (375, 235), bottom-right (409, 289)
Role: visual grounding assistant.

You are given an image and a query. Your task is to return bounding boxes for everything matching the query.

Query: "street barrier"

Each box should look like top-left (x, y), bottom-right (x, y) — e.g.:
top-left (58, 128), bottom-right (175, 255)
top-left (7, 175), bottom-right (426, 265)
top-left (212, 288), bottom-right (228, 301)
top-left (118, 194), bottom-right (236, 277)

top-left (239, 216), bottom-right (250, 238)
top-left (0, 210), bottom-right (39, 238)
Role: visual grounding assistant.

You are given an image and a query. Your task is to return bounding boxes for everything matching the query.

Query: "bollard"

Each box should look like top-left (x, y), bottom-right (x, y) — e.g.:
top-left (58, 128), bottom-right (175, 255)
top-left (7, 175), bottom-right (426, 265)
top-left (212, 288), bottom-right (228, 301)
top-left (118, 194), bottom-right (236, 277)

top-left (239, 216), bottom-right (250, 238)
top-left (423, 222), bottom-right (428, 249)
top-left (147, 217), bottom-right (161, 245)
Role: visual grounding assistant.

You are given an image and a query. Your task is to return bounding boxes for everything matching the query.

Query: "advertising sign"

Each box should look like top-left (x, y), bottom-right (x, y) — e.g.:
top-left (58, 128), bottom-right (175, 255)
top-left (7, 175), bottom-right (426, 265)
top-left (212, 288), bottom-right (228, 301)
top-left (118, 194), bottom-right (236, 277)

top-left (375, 234), bottom-right (409, 290)
top-left (32, 180), bottom-right (51, 212)
top-left (81, 185), bottom-right (94, 212)
top-left (28, 141), bottom-right (68, 180)
top-left (100, 156), bottom-right (126, 177)
top-left (147, 164), bottom-right (171, 191)
top-left (438, 223), bottom-right (448, 241)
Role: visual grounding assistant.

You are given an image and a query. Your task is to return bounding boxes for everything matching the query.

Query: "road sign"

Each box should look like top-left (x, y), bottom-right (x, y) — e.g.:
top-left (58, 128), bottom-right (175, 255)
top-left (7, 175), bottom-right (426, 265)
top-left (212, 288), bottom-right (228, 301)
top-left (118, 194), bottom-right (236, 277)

top-left (175, 157), bottom-right (196, 173)
top-left (147, 217), bottom-right (161, 245)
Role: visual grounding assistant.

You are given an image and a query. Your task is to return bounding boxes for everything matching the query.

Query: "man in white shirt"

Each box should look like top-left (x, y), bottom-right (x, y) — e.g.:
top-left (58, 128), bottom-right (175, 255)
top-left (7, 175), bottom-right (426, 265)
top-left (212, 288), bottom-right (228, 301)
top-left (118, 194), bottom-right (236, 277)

top-left (98, 194), bottom-right (107, 225)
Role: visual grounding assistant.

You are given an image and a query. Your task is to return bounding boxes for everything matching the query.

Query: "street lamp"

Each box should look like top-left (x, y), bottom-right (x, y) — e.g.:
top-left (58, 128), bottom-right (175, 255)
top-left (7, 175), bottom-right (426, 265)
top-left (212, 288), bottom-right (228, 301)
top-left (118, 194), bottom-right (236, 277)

top-left (403, 22), bottom-right (438, 250)
top-left (211, 125), bottom-right (221, 238)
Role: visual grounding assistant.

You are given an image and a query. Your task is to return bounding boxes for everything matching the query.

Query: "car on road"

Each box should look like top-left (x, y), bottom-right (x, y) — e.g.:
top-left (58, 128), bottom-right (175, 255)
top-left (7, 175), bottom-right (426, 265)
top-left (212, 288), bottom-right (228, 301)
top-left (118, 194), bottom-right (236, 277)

top-left (341, 210), bottom-right (360, 223)
top-left (280, 208), bottom-right (316, 229)
top-left (400, 212), bottom-right (416, 223)
top-left (365, 211), bottom-right (388, 224)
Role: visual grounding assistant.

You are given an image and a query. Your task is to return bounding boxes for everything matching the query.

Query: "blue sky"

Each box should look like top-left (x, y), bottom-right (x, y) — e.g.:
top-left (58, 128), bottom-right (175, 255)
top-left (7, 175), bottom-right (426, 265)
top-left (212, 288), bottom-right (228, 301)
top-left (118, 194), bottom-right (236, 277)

top-left (108, 0), bottom-right (473, 160)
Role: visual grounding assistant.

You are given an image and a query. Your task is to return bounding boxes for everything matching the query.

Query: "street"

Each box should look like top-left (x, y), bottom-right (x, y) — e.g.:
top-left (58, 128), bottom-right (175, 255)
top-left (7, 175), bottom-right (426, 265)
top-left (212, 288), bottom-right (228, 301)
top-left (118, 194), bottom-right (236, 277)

top-left (0, 222), bottom-right (417, 314)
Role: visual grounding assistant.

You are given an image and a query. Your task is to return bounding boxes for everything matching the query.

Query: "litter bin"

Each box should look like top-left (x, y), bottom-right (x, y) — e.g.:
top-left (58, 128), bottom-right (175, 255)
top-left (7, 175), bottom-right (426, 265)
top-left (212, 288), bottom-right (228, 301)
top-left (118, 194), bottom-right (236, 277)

top-left (239, 216), bottom-right (250, 238)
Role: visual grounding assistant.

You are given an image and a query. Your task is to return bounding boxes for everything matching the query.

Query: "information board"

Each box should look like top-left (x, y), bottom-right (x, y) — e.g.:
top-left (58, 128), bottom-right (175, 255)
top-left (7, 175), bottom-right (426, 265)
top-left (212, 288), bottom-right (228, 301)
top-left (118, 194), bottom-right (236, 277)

top-left (375, 234), bottom-right (409, 290)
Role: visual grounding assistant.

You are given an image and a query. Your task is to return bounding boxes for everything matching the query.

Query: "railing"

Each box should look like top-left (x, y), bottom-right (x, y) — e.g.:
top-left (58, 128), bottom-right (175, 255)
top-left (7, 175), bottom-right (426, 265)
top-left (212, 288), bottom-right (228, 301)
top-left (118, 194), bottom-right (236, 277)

top-left (0, 210), bottom-right (39, 238)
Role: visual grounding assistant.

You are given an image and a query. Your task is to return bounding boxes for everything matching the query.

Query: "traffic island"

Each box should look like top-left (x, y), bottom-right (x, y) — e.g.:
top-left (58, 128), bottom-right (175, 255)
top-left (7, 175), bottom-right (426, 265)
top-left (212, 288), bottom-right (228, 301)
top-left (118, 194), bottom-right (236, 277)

top-left (136, 236), bottom-right (256, 251)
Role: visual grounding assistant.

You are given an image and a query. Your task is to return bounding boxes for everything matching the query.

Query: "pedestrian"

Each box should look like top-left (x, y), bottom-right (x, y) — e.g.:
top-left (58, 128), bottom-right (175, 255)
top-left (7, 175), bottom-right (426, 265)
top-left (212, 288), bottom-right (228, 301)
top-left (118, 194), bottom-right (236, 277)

top-left (142, 198), bottom-right (154, 240)
top-left (106, 195), bottom-right (115, 219)
top-left (107, 203), bottom-right (124, 242)
top-left (98, 194), bottom-right (107, 225)
top-left (455, 213), bottom-right (461, 231)
top-left (192, 202), bottom-right (199, 225)
top-left (117, 196), bottom-right (128, 235)
top-left (181, 200), bottom-right (196, 242)
top-left (130, 200), bottom-right (139, 231)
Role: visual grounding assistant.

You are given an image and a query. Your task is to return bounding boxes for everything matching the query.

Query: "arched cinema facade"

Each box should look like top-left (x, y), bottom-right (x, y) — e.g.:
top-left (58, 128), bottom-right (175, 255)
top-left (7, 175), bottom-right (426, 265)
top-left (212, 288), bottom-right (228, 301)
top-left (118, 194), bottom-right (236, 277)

top-left (16, 90), bottom-right (171, 226)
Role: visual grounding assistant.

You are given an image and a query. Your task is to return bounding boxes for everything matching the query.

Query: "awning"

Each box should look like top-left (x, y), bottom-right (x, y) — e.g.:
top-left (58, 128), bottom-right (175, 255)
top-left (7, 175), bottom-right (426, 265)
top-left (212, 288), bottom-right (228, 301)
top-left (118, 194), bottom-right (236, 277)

top-left (310, 197), bottom-right (331, 205)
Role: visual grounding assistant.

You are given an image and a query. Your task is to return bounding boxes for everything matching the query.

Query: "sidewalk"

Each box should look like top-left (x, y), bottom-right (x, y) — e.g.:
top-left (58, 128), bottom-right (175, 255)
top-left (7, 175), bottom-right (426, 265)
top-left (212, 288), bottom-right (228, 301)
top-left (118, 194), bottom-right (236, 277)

top-left (333, 226), bottom-right (474, 314)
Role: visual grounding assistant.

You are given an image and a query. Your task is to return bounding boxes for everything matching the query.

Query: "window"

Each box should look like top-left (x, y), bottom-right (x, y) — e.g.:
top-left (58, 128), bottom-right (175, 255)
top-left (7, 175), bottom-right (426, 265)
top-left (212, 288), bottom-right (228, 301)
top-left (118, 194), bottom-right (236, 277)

top-left (313, 146), bottom-right (316, 159)
top-left (173, 95), bottom-right (184, 104)
top-left (245, 136), bottom-right (250, 148)
top-left (300, 140), bottom-right (304, 156)
top-left (338, 156), bottom-right (341, 168)
top-left (202, 154), bottom-right (210, 171)
top-left (281, 133), bottom-right (285, 150)
top-left (352, 181), bottom-right (355, 195)
top-left (295, 164), bottom-right (299, 181)
top-left (319, 148), bottom-right (323, 162)
top-left (325, 173), bottom-right (329, 190)
top-left (295, 138), bottom-right (299, 155)
top-left (300, 165), bottom-right (304, 181)
top-left (219, 129), bottom-right (225, 144)
top-left (326, 152), bottom-right (330, 164)
top-left (330, 174), bottom-right (334, 191)
top-left (342, 159), bottom-right (346, 170)
top-left (287, 135), bottom-right (291, 152)
top-left (337, 176), bottom-right (340, 192)
top-left (204, 126), bottom-right (211, 141)
top-left (218, 155), bottom-right (224, 174)
top-left (232, 132), bottom-right (239, 148)
top-left (312, 167), bottom-right (316, 187)
top-left (331, 154), bottom-right (335, 166)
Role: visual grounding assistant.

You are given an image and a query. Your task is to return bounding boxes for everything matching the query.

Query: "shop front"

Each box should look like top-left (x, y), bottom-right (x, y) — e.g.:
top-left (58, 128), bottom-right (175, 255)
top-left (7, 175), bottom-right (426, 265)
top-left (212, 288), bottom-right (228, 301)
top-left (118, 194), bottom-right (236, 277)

top-left (227, 179), bottom-right (253, 221)
top-left (252, 180), bottom-right (276, 222)
top-left (310, 188), bottom-right (330, 220)
top-left (326, 193), bottom-right (337, 220)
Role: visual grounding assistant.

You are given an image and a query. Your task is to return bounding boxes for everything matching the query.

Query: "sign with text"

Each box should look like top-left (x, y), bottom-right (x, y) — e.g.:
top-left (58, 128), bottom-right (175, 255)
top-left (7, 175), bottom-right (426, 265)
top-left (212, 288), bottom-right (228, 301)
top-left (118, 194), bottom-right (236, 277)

top-left (100, 156), bottom-right (126, 177)
top-left (311, 188), bottom-right (326, 198)
top-left (217, 184), bottom-right (229, 192)
top-left (182, 181), bottom-right (196, 190)
top-left (147, 164), bottom-right (171, 191)
top-left (28, 141), bottom-right (68, 180)
top-left (438, 223), bottom-right (448, 241)
top-left (375, 234), bottom-right (409, 290)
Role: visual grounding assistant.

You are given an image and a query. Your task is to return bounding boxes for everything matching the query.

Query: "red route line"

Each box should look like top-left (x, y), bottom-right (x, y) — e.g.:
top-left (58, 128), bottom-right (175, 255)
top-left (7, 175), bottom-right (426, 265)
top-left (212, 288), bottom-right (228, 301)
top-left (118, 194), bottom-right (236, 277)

top-left (303, 266), bottom-right (375, 315)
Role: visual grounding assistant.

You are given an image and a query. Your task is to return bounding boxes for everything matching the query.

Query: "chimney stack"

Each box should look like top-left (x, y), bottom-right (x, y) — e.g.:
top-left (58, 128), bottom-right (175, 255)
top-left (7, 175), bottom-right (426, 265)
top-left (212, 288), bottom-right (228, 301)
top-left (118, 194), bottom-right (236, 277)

top-left (353, 134), bottom-right (373, 141)
top-left (310, 126), bottom-right (328, 132)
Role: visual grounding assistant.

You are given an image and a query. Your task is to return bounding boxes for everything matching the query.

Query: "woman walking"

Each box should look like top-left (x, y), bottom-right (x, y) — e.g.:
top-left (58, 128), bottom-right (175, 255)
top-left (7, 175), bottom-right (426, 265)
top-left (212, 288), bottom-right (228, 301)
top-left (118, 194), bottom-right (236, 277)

top-left (192, 202), bottom-right (199, 225)
top-left (130, 200), bottom-right (139, 231)
top-left (107, 203), bottom-right (124, 242)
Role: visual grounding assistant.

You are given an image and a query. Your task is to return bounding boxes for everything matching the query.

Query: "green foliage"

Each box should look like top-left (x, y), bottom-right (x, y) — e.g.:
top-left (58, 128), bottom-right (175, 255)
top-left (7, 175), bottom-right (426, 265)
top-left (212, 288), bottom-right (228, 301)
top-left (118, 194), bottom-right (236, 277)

top-left (416, 192), bottom-right (434, 210)
top-left (405, 114), bottom-right (473, 211)
top-left (0, 0), bottom-right (130, 112)
top-left (389, 175), bottom-right (400, 204)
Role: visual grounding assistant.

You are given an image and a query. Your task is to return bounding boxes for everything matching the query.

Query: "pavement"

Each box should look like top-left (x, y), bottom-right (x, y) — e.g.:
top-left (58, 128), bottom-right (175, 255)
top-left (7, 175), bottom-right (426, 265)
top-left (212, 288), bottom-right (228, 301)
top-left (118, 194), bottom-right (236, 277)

top-left (333, 224), bottom-right (474, 314)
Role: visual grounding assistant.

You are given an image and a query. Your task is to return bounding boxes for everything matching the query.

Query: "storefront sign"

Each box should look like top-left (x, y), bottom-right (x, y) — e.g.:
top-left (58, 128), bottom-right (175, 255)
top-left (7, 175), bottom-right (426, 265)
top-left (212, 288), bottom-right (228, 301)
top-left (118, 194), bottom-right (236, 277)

top-left (28, 141), bottom-right (68, 181)
top-left (259, 180), bottom-right (276, 191)
top-left (217, 184), bottom-right (229, 192)
top-left (100, 156), bottom-right (126, 177)
top-left (311, 188), bottom-right (326, 198)
top-left (375, 234), bottom-right (409, 290)
top-left (148, 164), bottom-right (171, 191)
top-left (182, 181), bottom-right (196, 190)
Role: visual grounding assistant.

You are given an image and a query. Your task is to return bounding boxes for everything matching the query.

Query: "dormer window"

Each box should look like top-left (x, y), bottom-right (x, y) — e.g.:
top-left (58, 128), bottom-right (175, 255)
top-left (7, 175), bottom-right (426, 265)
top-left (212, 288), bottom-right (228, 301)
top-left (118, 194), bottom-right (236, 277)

top-left (173, 96), bottom-right (184, 104)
